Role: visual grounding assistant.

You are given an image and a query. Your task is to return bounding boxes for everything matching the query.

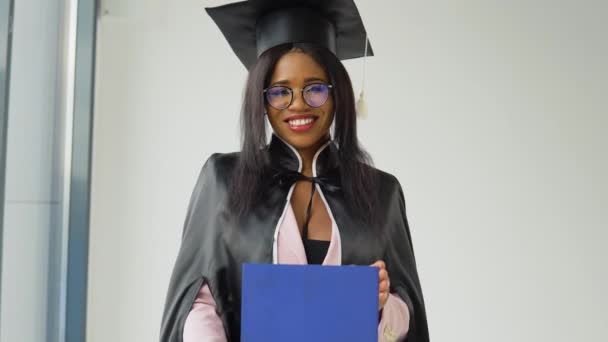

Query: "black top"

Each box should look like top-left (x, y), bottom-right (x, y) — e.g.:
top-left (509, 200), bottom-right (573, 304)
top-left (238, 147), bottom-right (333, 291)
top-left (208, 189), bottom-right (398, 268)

top-left (303, 238), bottom-right (330, 265)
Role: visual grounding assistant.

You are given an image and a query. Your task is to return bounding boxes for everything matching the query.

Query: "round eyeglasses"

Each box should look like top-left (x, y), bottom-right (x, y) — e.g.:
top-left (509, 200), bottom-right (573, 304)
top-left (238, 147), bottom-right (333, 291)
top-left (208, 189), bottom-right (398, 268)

top-left (263, 83), bottom-right (333, 110)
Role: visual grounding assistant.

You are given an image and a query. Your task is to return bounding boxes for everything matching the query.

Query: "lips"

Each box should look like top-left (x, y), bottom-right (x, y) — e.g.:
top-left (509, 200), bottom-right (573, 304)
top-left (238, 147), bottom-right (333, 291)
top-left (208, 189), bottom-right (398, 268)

top-left (284, 114), bottom-right (318, 132)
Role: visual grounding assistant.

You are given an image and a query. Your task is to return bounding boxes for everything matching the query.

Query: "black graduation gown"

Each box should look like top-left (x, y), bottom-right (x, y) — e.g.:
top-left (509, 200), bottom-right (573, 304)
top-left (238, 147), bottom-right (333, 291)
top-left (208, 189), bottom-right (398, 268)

top-left (159, 134), bottom-right (430, 342)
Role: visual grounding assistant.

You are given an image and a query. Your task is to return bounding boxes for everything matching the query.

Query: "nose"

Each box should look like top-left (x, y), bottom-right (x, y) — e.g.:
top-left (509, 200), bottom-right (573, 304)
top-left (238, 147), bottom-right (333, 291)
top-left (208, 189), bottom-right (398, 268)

top-left (288, 90), bottom-right (309, 111)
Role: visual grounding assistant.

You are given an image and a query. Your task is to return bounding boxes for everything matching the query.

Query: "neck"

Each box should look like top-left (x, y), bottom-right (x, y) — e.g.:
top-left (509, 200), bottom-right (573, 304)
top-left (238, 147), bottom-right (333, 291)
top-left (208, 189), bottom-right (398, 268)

top-left (297, 136), bottom-right (330, 176)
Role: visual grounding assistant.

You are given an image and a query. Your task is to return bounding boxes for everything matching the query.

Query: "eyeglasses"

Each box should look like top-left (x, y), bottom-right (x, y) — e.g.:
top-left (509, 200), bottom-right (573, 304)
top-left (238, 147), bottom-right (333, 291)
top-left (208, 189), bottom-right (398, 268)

top-left (263, 83), bottom-right (333, 110)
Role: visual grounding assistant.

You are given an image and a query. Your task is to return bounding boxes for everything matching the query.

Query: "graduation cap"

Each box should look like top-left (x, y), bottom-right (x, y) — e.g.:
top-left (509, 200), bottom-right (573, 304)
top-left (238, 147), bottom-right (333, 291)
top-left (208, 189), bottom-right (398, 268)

top-left (205, 0), bottom-right (373, 69)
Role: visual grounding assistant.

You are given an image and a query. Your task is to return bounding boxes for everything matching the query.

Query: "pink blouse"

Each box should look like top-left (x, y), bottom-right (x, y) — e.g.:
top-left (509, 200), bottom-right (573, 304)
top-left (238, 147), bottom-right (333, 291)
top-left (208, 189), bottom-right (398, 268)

top-left (184, 203), bottom-right (410, 342)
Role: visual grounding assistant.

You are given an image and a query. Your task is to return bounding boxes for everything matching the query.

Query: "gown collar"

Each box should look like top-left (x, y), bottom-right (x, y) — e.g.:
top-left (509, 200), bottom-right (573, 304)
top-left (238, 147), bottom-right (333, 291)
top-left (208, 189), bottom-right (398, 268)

top-left (267, 133), bottom-right (339, 177)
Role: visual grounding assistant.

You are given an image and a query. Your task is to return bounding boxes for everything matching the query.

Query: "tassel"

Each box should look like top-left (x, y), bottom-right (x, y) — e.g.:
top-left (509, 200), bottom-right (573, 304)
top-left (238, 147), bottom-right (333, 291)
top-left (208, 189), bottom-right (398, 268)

top-left (356, 90), bottom-right (368, 120)
top-left (356, 33), bottom-right (369, 120)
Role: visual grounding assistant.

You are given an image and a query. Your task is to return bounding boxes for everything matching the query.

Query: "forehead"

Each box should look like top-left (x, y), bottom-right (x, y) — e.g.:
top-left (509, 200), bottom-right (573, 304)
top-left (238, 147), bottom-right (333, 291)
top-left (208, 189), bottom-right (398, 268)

top-left (269, 51), bottom-right (328, 83)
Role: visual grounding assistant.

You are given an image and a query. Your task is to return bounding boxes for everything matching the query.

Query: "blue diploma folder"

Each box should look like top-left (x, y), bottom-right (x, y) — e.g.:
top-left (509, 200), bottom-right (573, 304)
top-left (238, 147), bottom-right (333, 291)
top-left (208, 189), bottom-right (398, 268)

top-left (241, 263), bottom-right (378, 342)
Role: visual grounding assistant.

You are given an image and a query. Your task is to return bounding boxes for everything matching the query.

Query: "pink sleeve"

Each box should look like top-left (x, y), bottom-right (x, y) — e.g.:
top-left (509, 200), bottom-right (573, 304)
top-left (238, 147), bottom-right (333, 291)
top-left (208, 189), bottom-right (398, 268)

top-left (183, 284), bottom-right (228, 342)
top-left (378, 293), bottom-right (410, 342)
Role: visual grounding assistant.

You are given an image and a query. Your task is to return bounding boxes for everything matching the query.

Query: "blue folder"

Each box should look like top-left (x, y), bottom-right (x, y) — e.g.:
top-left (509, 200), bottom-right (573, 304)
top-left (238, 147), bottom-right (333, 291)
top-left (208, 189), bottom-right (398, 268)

top-left (241, 263), bottom-right (378, 342)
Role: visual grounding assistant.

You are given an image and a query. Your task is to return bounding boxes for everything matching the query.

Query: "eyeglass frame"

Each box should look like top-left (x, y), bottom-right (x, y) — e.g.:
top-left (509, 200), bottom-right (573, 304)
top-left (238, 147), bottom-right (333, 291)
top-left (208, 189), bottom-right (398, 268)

top-left (263, 83), bottom-right (334, 110)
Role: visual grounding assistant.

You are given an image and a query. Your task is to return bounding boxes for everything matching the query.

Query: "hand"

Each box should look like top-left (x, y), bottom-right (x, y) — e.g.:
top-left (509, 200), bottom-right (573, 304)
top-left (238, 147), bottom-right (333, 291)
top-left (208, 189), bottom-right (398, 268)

top-left (371, 260), bottom-right (390, 310)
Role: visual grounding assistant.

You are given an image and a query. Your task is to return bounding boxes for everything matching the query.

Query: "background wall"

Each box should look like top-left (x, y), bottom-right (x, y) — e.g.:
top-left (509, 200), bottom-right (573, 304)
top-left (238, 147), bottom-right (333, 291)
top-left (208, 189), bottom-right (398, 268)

top-left (89, 1), bottom-right (607, 341)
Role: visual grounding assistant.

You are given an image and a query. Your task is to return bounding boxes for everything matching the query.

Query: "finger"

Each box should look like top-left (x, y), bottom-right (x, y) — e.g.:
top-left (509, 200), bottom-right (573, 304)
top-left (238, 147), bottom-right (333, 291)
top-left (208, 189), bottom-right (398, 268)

top-left (379, 279), bottom-right (389, 293)
top-left (379, 292), bottom-right (389, 309)
top-left (379, 269), bottom-right (388, 281)
top-left (370, 260), bottom-right (386, 269)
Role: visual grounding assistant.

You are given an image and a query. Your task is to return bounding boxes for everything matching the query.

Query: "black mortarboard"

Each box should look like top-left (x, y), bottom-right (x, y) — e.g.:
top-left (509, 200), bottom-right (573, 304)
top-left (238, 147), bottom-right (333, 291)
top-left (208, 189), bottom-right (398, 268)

top-left (205, 0), bottom-right (374, 69)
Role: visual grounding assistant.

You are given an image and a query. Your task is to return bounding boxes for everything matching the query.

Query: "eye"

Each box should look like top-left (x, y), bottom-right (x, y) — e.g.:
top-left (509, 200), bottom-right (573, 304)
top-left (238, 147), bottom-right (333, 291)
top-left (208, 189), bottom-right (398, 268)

top-left (305, 84), bottom-right (327, 94)
top-left (267, 87), bottom-right (290, 97)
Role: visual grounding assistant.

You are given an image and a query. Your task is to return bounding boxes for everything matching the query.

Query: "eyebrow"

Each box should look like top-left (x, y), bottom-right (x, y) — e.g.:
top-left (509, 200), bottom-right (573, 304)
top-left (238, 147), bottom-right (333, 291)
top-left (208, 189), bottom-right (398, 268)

top-left (304, 77), bottom-right (327, 83)
top-left (271, 77), bottom-right (328, 86)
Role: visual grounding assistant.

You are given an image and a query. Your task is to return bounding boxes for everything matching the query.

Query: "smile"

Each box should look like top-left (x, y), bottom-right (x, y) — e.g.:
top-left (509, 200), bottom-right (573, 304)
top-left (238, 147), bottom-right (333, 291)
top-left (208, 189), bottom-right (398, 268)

top-left (288, 117), bottom-right (315, 127)
top-left (284, 114), bottom-right (318, 132)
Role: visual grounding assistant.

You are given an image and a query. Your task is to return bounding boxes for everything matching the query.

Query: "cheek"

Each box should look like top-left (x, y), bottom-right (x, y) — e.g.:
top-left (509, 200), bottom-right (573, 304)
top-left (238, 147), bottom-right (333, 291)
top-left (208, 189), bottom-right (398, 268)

top-left (322, 99), bottom-right (335, 123)
top-left (266, 107), bottom-right (282, 127)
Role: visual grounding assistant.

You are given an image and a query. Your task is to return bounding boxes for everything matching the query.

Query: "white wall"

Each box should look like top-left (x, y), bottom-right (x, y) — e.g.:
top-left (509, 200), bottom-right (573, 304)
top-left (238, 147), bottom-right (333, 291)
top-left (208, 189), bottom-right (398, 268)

top-left (0, 0), bottom-right (63, 341)
top-left (89, 1), bottom-right (608, 341)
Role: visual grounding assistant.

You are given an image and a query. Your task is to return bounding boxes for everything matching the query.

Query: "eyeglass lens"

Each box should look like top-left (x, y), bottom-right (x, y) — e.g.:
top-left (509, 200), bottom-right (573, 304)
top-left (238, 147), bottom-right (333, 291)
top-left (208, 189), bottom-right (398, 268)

top-left (265, 84), bottom-right (330, 110)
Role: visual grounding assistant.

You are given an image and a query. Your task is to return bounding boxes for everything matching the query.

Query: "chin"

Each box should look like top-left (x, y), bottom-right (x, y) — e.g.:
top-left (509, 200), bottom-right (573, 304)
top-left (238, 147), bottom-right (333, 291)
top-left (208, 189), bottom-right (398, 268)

top-left (276, 131), bottom-right (328, 151)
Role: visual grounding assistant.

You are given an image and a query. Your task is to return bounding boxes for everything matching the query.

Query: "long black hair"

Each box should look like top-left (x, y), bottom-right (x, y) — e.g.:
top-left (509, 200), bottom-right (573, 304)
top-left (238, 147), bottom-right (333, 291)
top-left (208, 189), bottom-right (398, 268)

top-left (229, 42), bottom-right (379, 225)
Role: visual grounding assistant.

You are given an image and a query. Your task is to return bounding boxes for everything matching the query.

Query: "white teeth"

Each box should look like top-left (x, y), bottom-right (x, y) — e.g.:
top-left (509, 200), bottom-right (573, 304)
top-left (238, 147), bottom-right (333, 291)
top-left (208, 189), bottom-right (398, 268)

top-left (288, 118), bottom-right (315, 127)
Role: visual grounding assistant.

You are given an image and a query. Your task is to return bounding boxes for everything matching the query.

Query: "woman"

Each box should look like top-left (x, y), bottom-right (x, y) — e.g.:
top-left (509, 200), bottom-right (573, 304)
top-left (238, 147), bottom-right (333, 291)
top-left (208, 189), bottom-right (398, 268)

top-left (160, 1), bottom-right (429, 342)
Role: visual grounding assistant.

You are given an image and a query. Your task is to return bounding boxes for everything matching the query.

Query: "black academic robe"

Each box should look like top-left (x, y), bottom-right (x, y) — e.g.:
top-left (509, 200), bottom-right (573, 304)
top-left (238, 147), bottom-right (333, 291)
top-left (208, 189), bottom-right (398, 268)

top-left (159, 134), bottom-right (430, 341)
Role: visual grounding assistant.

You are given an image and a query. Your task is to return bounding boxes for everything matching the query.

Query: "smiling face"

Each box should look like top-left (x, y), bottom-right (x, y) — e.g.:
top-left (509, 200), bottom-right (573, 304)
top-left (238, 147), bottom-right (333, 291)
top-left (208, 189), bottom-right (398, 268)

top-left (265, 50), bottom-right (334, 153)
